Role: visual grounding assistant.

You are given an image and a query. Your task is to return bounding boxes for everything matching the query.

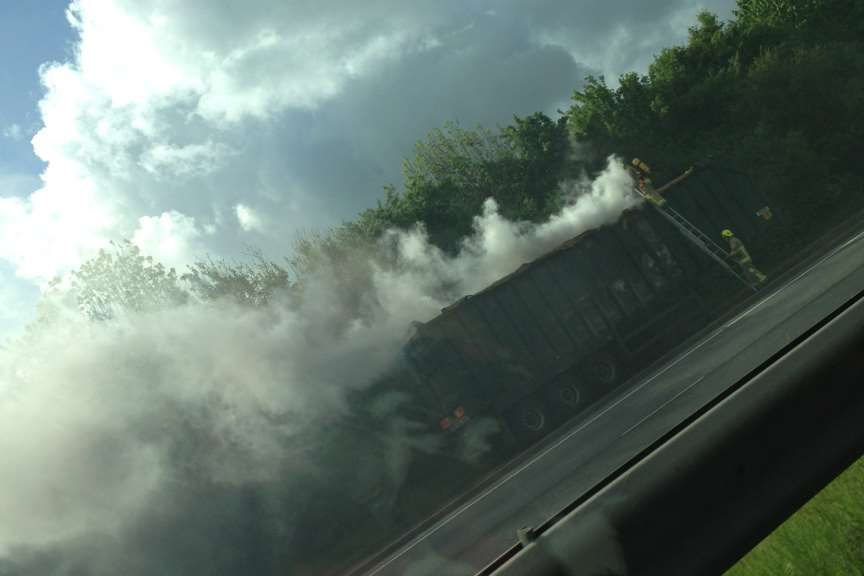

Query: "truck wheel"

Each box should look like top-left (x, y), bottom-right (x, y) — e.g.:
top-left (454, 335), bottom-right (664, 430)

top-left (505, 397), bottom-right (551, 443)
top-left (582, 352), bottom-right (620, 388)
top-left (545, 381), bottom-right (584, 413)
top-left (543, 379), bottom-right (584, 418)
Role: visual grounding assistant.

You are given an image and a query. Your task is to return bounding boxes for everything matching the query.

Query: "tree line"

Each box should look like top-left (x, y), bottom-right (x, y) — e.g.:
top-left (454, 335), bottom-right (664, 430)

top-left (32, 0), bottom-right (864, 323)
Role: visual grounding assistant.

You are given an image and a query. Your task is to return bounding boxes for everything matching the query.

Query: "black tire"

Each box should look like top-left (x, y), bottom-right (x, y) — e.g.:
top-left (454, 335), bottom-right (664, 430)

top-left (542, 376), bottom-right (585, 421)
top-left (581, 351), bottom-right (620, 389)
top-left (505, 396), bottom-right (551, 444)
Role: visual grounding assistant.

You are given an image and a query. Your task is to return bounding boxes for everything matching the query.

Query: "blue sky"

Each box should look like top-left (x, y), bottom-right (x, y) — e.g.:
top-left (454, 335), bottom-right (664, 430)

top-left (0, 1), bottom-right (74, 338)
top-left (0, 1), bottom-right (73, 178)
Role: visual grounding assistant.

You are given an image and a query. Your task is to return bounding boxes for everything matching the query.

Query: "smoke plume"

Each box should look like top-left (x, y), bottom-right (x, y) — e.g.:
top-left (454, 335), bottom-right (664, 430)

top-left (0, 157), bottom-right (639, 575)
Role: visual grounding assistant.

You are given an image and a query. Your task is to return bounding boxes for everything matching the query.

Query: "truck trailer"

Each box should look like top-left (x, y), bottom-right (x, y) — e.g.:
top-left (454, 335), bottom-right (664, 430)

top-left (303, 163), bottom-right (773, 574)
top-left (403, 164), bottom-right (772, 443)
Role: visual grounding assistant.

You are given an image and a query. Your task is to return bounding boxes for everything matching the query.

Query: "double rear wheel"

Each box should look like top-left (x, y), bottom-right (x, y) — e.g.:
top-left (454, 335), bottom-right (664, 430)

top-left (504, 351), bottom-right (624, 445)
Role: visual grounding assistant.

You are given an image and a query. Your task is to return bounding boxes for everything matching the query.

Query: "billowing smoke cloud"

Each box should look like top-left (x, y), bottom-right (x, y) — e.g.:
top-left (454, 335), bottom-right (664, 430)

top-left (0, 277), bottom-right (426, 574)
top-left (0, 157), bottom-right (638, 574)
top-left (383, 156), bottom-right (640, 298)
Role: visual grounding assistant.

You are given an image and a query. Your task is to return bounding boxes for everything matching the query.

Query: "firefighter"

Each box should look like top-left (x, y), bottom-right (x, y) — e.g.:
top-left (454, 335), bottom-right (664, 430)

top-left (722, 229), bottom-right (767, 284)
top-left (630, 158), bottom-right (666, 206)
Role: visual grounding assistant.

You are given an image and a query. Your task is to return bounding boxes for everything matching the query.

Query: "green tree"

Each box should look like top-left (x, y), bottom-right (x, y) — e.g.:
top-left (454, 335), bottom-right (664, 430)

top-left (64, 240), bottom-right (189, 321)
top-left (182, 249), bottom-right (293, 308)
top-left (566, 1), bottom-right (864, 260)
top-left (501, 112), bottom-right (572, 218)
top-left (734, 0), bottom-right (863, 35)
top-left (397, 121), bottom-right (511, 250)
top-left (568, 72), bottom-right (658, 166)
top-left (314, 115), bottom-right (572, 256)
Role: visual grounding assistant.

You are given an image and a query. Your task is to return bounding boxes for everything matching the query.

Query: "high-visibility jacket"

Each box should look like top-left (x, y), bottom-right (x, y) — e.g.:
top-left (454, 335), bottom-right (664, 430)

top-left (728, 237), bottom-right (752, 264)
top-left (728, 236), bottom-right (767, 284)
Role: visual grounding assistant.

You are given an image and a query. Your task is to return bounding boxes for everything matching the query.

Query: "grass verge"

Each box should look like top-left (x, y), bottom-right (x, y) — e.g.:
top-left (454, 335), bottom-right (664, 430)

top-left (726, 455), bottom-right (864, 576)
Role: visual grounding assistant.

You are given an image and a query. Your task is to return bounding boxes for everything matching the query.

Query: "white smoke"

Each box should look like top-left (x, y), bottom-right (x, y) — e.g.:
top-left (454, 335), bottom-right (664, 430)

top-left (379, 155), bottom-right (641, 300)
top-left (0, 156), bottom-right (639, 573)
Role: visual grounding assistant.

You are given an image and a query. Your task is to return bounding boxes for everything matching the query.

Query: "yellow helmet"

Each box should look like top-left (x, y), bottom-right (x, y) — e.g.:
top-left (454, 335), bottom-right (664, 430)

top-left (721, 229), bottom-right (734, 238)
top-left (632, 158), bottom-right (651, 174)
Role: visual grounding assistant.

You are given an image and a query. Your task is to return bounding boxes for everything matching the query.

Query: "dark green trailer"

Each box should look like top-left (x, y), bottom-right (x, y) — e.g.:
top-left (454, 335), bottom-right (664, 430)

top-left (311, 167), bottom-right (774, 573)
top-left (404, 167), bottom-right (772, 443)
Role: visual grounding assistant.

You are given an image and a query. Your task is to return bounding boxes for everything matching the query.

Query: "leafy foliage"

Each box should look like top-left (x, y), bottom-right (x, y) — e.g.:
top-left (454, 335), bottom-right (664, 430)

top-left (568, 2), bottom-right (864, 259)
top-left (64, 240), bottom-right (188, 321)
top-left (182, 250), bottom-right (292, 308)
top-left (734, 0), bottom-right (864, 39)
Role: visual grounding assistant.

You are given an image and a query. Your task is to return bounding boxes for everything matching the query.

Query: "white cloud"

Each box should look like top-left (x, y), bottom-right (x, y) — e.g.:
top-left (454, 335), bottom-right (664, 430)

top-left (235, 203), bottom-right (265, 233)
top-left (0, 161), bottom-right (119, 281)
top-left (2, 123), bottom-right (23, 141)
top-left (6, 0), bottom-right (451, 289)
top-left (61, 0), bottom-right (428, 123)
top-left (4, 0), bottom-right (568, 287)
top-left (140, 140), bottom-right (234, 178)
top-left (132, 210), bottom-right (203, 270)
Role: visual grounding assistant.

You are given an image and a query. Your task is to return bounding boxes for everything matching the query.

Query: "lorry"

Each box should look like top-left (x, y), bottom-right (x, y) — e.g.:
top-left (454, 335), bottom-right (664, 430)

top-left (401, 163), bottom-right (772, 443)
top-left (300, 163), bottom-right (774, 574)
